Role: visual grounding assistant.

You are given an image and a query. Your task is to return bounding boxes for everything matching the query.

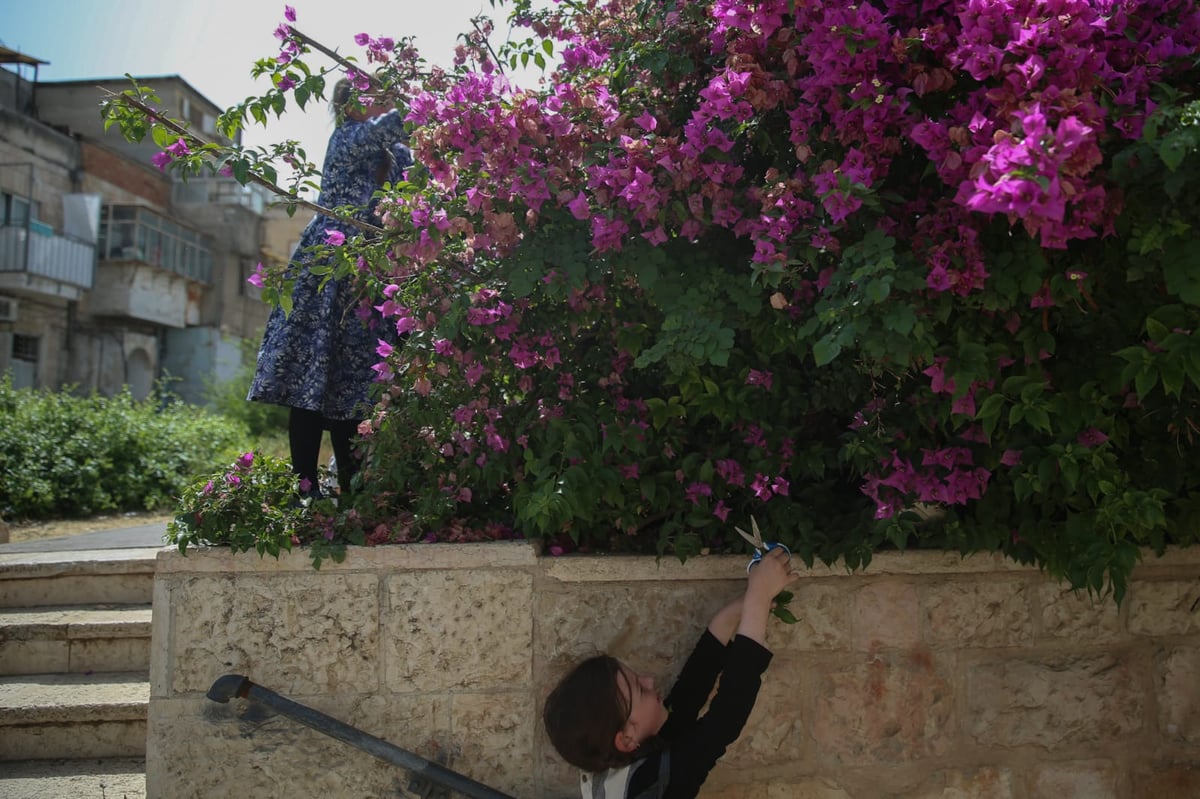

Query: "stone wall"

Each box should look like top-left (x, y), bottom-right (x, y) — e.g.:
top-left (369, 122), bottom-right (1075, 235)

top-left (148, 544), bottom-right (1200, 798)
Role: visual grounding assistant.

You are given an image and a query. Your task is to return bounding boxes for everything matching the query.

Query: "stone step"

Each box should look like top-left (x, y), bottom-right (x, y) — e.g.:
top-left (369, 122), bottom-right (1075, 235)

top-left (0, 758), bottom-right (146, 798)
top-left (0, 548), bottom-right (160, 608)
top-left (0, 672), bottom-right (149, 760)
top-left (0, 605), bottom-right (153, 675)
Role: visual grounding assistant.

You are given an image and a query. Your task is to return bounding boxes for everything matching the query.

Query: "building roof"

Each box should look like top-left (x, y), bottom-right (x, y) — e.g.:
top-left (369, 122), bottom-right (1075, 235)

top-left (0, 45), bottom-right (48, 66)
top-left (37, 74), bottom-right (225, 115)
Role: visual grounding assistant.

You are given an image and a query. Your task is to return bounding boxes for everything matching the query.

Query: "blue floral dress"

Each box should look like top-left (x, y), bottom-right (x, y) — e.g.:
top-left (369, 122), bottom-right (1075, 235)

top-left (248, 110), bottom-right (411, 420)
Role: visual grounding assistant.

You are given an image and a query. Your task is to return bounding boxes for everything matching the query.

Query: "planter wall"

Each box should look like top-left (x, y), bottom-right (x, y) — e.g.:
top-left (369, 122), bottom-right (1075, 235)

top-left (148, 543), bottom-right (1200, 798)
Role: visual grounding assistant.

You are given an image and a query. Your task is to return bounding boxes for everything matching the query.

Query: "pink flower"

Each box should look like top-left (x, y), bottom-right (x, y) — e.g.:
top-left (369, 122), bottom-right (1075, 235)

top-left (746, 369), bottom-right (773, 390)
top-left (283, 5), bottom-right (296, 22)
top-left (202, 480), bottom-right (214, 496)
top-left (299, 477), bottom-right (312, 493)
top-left (712, 500), bottom-right (730, 522)
top-left (567, 192), bottom-right (591, 221)
top-left (634, 111), bottom-right (658, 132)
top-left (750, 473), bottom-right (772, 501)
top-left (1030, 284), bottom-right (1055, 309)
top-left (237, 452), bottom-right (254, 470)
top-left (685, 482), bottom-right (713, 506)
top-left (464, 362), bottom-right (485, 386)
top-left (376, 339), bottom-right (394, 358)
top-left (151, 151), bottom-right (172, 171)
top-left (1078, 427), bottom-right (1109, 448)
top-left (324, 229), bottom-right (346, 246)
top-left (246, 262), bottom-right (265, 289)
top-left (1000, 450), bottom-right (1022, 467)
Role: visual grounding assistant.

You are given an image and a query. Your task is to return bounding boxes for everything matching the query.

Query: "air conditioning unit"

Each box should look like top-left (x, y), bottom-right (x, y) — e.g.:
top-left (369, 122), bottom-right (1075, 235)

top-left (0, 297), bottom-right (17, 323)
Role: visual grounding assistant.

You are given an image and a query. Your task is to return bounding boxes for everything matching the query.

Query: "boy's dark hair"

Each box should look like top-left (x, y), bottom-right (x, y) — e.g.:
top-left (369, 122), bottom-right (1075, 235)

top-left (543, 655), bottom-right (636, 772)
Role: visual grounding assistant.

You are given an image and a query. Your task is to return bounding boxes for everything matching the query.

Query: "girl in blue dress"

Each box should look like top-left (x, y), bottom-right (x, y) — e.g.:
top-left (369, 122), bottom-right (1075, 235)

top-left (248, 79), bottom-right (411, 496)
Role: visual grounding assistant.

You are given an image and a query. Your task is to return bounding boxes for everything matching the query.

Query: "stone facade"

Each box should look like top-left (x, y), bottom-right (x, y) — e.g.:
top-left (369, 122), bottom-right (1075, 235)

top-left (148, 545), bottom-right (1200, 798)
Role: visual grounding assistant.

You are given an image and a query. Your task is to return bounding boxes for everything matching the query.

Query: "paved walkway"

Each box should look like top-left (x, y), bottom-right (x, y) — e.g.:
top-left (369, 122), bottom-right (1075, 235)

top-left (0, 523), bottom-right (168, 554)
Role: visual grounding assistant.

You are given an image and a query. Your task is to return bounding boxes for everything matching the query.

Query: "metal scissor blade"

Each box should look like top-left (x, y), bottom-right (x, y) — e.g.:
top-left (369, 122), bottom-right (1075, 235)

top-left (734, 516), bottom-right (764, 550)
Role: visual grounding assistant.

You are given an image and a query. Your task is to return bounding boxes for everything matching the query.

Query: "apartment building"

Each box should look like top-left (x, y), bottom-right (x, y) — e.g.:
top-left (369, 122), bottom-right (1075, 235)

top-left (0, 45), bottom-right (288, 404)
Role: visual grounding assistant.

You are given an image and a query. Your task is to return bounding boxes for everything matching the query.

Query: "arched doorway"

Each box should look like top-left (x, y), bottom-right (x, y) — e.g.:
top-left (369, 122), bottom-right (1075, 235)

top-left (127, 347), bottom-right (154, 400)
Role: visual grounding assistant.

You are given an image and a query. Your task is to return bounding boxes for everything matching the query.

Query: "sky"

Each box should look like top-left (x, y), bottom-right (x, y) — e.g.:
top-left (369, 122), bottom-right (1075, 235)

top-left (0, 0), bottom-right (541, 187)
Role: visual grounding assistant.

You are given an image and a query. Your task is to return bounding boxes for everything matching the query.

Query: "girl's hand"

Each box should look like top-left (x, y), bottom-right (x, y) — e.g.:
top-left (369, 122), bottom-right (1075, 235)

top-left (736, 547), bottom-right (799, 647)
top-left (746, 547), bottom-right (799, 604)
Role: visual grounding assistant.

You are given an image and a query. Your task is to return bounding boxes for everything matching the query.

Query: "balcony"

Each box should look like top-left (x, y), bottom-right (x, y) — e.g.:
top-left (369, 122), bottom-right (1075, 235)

top-left (99, 205), bottom-right (213, 284)
top-left (172, 177), bottom-right (272, 215)
top-left (86, 205), bottom-right (212, 327)
top-left (0, 222), bottom-right (95, 301)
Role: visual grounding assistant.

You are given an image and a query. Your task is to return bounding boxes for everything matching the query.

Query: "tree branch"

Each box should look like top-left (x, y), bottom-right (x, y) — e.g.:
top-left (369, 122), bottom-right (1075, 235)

top-left (104, 89), bottom-right (384, 236)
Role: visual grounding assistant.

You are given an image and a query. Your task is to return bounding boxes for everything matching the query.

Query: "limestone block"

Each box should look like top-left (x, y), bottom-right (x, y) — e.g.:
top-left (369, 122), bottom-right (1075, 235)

top-left (906, 767), bottom-right (1015, 799)
top-left (852, 582), bottom-right (920, 650)
top-left (0, 638), bottom-right (68, 675)
top-left (1029, 760), bottom-right (1117, 799)
top-left (384, 569), bottom-right (533, 693)
top-left (1157, 646), bottom-right (1200, 744)
top-left (1129, 762), bottom-right (1200, 799)
top-left (449, 691), bottom-right (535, 798)
top-left (766, 780), bottom-right (855, 799)
top-left (147, 693), bottom-right (443, 798)
top-left (535, 580), bottom-right (737, 678)
top-left (724, 654), bottom-right (806, 766)
top-left (923, 580), bottom-right (1033, 648)
top-left (697, 782), bottom-right (769, 799)
top-left (699, 777), bottom-right (852, 799)
top-left (768, 580), bottom-right (853, 652)
top-left (1128, 579), bottom-right (1200, 636)
top-left (70, 636), bottom-right (150, 673)
top-left (1038, 584), bottom-right (1123, 643)
top-left (811, 651), bottom-right (954, 764)
top-left (538, 739), bottom-right (579, 799)
top-left (168, 572), bottom-right (381, 696)
top-left (965, 653), bottom-right (1144, 748)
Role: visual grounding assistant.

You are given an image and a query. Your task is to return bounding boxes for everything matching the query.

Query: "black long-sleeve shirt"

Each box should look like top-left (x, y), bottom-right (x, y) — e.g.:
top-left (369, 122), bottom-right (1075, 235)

top-left (624, 631), bottom-right (773, 799)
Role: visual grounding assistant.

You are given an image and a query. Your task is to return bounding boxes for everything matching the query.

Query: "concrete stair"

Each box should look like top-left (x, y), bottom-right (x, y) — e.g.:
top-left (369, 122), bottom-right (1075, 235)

top-left (0, 547), bottom-right (159, 798)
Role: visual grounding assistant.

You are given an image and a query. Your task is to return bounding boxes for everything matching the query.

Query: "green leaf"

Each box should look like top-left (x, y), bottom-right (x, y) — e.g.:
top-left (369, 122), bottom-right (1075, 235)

top-left (771, 606), bottom-right (799, 624)
top-left (866, 278), bottom-right (891, 303)
top-left (812, 335), bottom-right (842, 366)
top-left (1159, 135), bottom-right (1191, 171)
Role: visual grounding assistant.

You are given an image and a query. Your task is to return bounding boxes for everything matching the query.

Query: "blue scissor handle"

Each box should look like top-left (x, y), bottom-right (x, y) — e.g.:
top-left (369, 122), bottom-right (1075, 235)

top-left (747, 542), bottom-right (791, 573)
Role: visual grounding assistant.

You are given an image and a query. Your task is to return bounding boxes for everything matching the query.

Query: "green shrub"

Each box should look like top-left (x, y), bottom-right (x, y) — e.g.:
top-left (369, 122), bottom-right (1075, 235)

top-left (0, 376), bottom-right (249, 519)
top-left (204, 332), bottom-right (289, 441)
top-left (167, 450), bottom-right (351, 566)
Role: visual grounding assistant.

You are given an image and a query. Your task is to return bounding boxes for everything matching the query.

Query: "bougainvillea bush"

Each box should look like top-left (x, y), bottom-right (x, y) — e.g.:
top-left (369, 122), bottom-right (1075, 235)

top-left (109, 0), bottom-right (1200, 599)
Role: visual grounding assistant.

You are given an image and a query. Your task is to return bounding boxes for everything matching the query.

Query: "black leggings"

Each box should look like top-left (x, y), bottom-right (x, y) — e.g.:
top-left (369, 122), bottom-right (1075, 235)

top-left (288, 407), bottom-right (361, 495)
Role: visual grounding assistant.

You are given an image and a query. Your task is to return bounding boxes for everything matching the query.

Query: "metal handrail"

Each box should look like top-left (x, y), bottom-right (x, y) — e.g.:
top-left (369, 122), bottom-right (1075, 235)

top-left (207, 674), bottom-right (517, 799)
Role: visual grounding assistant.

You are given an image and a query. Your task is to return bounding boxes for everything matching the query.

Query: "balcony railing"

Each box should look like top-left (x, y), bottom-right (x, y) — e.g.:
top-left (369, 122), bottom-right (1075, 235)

top-left (172, 177), bottom-right (272, 215)
top-left (0, 223), bottom-right (95, 289)
top-left (100, 205), bottom-right (213, 284)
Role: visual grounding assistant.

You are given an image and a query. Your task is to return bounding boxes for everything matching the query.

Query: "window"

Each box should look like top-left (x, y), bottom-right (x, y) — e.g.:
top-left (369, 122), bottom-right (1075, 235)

top-left (2, 192), bottom-right (32, 226)
top-left (11, 333), bottom-right (37, 389)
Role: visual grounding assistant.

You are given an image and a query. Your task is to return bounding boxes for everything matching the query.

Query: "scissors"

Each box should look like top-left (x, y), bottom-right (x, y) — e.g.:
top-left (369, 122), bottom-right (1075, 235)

top-left (734, 516), bottom-right (791, 573)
